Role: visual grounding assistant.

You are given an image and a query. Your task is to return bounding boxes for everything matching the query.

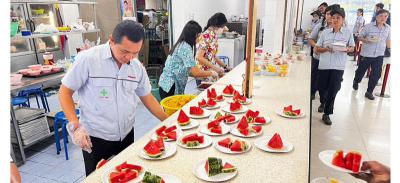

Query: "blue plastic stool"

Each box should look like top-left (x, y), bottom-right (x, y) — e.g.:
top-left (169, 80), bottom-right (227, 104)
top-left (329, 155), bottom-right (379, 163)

top-left (218, 56), bottom-right (230, 67)
top-left (11, 97), bottom-right (30, 107)
top-left (18, 87), bottom-right (50, 112)
top-left (54, 109), bottom-right (80, 160)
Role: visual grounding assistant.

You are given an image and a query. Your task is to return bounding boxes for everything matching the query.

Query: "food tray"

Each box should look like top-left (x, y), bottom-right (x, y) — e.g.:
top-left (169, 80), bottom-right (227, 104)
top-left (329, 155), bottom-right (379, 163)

top-left (22, 69), bottom-right (64, 78)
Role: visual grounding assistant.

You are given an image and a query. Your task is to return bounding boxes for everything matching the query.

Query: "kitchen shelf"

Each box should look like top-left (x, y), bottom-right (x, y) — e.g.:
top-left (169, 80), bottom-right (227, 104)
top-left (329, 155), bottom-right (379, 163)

top-left (11, 29), bottom-right (100, 39)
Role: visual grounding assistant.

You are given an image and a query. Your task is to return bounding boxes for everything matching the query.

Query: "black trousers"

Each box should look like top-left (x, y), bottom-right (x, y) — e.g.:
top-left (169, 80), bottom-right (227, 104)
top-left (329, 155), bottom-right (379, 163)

top-left (159, 84), bottom-right (175, 100)
top-left (353, 56), bottom-right (384, 93)
top-left (82, 129), bottom-right (134, 176)
top-left (311, 57), bottom-right (320, 95)
top-left (318, 69), bottom-right (344, 115)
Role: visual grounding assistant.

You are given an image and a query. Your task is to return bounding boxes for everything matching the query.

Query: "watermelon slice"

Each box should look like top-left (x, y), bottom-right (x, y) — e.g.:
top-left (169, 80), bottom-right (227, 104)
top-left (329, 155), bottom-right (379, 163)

top-left (207, 98), bottom-right (217, 107)
top-left (218, 137), bottom-right (232, 148)
top-left (166, 131), bottom-right (177, 141)
top-left (237, 116), bottom-right (249, 130)
top-left (283, 105), bottom-right (293, 112)
top-left (245, 110), bottom-right (260, 118)
top-left (205, 157), bottom-right (223, 177)
top-left (164, 125), bottom-right (177, 134)
top-left (198, 99), bottom-right (207, 108)
top-left (222, 162), bottom-right (236, 173)
top-left (292, 109), bottom-right (301, 116)
top-left (251, 126), bottom-right (262, 133)
top-left (177, 110), bottom-right (190, 126)
top-left (96, 159), bottom-right (107, 169)
top-left (190, 106), bottom-right (204, 116)
top-left (238, 128), bottom-right (249, 136)
top-left (210, 125), bottom-right (222, 134)
top-left (230, 140), bottom-right (247, 152)
top-left (224, 114), bottom-right (236, 123)
top-left (119, 170), bottom-right (139, 182)
top-left (352, 152), bottom-right (362, 173)
top-left (115, 161), bottom-right (143, 172)
top-left (197, 135), bottom-right (205, 143)
top-left (230, 101), bottom-right (242, 112)
top-left (155, 137), bottom-right (165, 152)
top-left (155, 126), bottom-right (167, 136)
top-left (233, 91), bottom-right (247, 103)
top-left (344, 151), bottom-right (354, 170)
top-left (254, 117), bottom-right (266, 124)
top-left (331, 150), bottom-right (346, 169)
top-left (223, 84), bottom-right (235, 95)
top-left (216, 95), bottom-right (224, 101)
top-left (144, 140), bottom-right (163, 158)
top-left (182, 133), bottom-right (198, 144)
top-left (207, 88), bottom-right (217, 99)
top-left (181, 133), bottom-right (204, 146)
top-left (268, 133), bottom-right (283, 149)
top-left (109, 171), bottom-right (126, 183)
top-left (207, 120), bottom-right (221, 129)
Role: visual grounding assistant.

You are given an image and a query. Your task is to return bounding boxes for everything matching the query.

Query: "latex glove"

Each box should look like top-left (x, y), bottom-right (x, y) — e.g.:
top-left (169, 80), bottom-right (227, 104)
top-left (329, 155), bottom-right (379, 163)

top-left (209, 70), bottom-right (219, 80)
top-left (66, 122), bottom-right (93, 153)
top-left (351, 161), bottom-right (390, 183)
top-left (214, 67), bottom-right (225, 76)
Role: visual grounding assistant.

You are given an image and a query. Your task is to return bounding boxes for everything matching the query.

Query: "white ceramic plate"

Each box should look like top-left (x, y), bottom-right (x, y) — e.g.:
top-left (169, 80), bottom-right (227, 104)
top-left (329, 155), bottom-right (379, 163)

top-left (252, 115), bottom-right (272, 125)
top-left (208, 112), bottom-right (239, 124)
top-left (199, 123), bottom-right (230, 136)
top-left (214, 139), bottom-right (252, 154)
top-left (192, 159), bottom-right (237, 182)
top-left (230, 128), bottom-right (262, 138)
top-left (275, 108), bottom-right (306, 119)
top-left (310, 177), bottom-right (343, 183)
top-left (222, 105), bottom-right (248, 114)
top-left (101, 163), bottom-right (145, 183)
top-left (177, 134), bottom-right (213, 149)
top-left (254, 136), bottom-right (294, 153)
top-left (151, 128), bottom-right (183, 142)
top-left (187, 109), bottom-right (212, 119)
top-left (226, 98), bottom-right (252, 105)
top-left (319, 150), bottom-right (366, 174)
top-left (177, 120), bottom-right (199, 130)
top-left (158, 174), bottom-right (182, 183)
top-left (138, 142), bottom-right (177, 160)
top-left (202, 102), bottom-right (221, 110)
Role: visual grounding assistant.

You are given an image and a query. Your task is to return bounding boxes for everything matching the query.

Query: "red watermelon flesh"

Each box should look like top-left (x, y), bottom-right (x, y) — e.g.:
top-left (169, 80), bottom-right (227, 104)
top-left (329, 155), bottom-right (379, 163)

top-left (210, 126), bottom-right (222, 134)
top-left (224, 114), bottom-right (236, 123)
top-left (230, 140), bottom-right (244, 152)
top-left (222, 162), bottom-right (236, 173)
top-left (155, 125), bottom-right (167, 135)
top-left (182, 133), bottom-right (204, 144)
top-left (190, 106), bottom-right (204, 115)
top-left (109, 171), bottom-right (126, 183)
top-left (223, 85), bottom-right (234, 95)
top-left (251, 126), bottom-right (262, 133)
top-left (96, 159), bottom-right (107, 169)
top-left (166, 131), bottom-right (177, 140)
top-left (211, 88), bottom-right (217, 98)
top-left (143, 140), bottom-right (162, 158)
top-left (198, 99), bottom-right (207, 108)
top-left (344, 152), bottom-right (354, 170)
top-left (292, 109), bottom-right (301, 116)
top-left (216, 95), bottom-right (224, 101)
top-left (332, 150), bottom-right (346, 169)
top-left (207, 120), bottom-right (221, 129)
top-left (205, 161), bottom-right (209, 173)
top-left (197, 135), bottom-right (205, 143)
top-left (238, 128), bottom-right (249, 136)
top-left (352, 152), bottom-right (362, 173)
top-left (115, 161), bottom-right (143, 172)
top-left (230, 101), bottom-right (242, 112)
top-left (155, 137), bottom-right (165, 151)
top-left (268, 133), bottom-right (283, 149)
top-left (207, 89), bottom-right (212, 98)
top-left (255, 117), bottom-right (266, 124)
top-left (207, 98), bottom-right (217, 107)
top-left (246, 110), bottom-right (260, 118)
top-left (118, 170), bottom-right (138, 182)
top-left (178, 110), bottom-right (190, 123)
top-left (237, 116), bottom-right (249, 130)
top-left (283, 105), bottom-right (293, 112)
top-left (218, 138), bottom-right (232, 148)
top-left (164, 125), bottom-right (177, 134)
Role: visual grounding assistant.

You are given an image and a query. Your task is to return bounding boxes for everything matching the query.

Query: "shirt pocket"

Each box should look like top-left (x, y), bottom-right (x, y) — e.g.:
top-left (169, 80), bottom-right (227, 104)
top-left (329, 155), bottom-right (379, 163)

top-left (122, 80), bottom-right (138, 95)
top-left (92, 79), bottom-right (114, 109)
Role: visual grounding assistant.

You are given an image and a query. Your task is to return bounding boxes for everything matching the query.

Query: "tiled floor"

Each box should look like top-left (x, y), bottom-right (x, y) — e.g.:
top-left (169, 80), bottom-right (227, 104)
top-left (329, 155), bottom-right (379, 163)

top-left (310, 57), bottom-right (391, 182)
top-left (15, 59), bottom-right (391, 183)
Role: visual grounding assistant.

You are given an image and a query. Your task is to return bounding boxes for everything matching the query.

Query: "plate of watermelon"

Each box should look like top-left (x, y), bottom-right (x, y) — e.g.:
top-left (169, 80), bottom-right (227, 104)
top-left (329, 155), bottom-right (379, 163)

top-left (209, 111), bottom-right (238, 124)
top-left (244, 110), bottom-right (272, 125)
top-left (142, 171), bottom-right (182, 183)
top-left (101, 161), bottom-right (145, 183)
top-left (230, 116), bottom-right (263, 138)
top-left (276, 105), bottom-right (305, 119)
top-left (139, 138), bottom-right (177, 160)
top-left (152, 125), bottom-right (183, 142)
top-left (198, 98), bottom-right (220, 110)
top-left (254, 133), bottom-right (294, 153)
top-left (187, 106), bottom-right (211, 119)
top-left (310, 177), bottom-right (342, 183)
top-left (177, 133), bottom-right (213, 149)
top-left (222, 84), bottom-right (237, 97)
top-left (226, 91), bottom-right (252, 105)
top-left (319, 150), bottom-right (364, 174)
top-left (214, 137), bottom-right (251, 154)
top-left (200, 121), bottom-right (230, 136)
top-left (222, 101), bottom-right (248, 114)
top-left (175, 110), bottom-right (199, 130)
top-left (192, 157), bottom-right (237, 182)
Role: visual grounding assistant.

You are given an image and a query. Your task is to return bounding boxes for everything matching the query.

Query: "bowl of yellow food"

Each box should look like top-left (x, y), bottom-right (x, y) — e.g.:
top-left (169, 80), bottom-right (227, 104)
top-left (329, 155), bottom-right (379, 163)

top-left (160, 94), bottom-right (196, 116)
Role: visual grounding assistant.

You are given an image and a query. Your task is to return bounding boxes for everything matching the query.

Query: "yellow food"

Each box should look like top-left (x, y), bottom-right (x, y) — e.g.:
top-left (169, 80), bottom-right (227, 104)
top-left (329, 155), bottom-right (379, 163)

top-left (161, 95), bottom-right (196, 116)
top-left (330, 178), bottom-right (339, 183)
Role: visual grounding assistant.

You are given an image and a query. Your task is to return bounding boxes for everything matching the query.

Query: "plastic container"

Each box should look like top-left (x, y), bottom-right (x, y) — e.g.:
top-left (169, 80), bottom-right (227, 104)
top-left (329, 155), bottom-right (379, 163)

top-left (10, 22), bottom-right (19, 37)
top-left (160, 94), bottom-right (196, 116)
top-left (21, 30), bottom-right (31, 36)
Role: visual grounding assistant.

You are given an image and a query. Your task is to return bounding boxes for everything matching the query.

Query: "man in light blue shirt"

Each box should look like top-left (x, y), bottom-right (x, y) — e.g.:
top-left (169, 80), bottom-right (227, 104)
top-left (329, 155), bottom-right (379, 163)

top-left (59, 20), bottom-right (168, 175)
top-left (315, 8), bottom-right (354, 125)
top-left (353, 9), bottom-right (391, 100)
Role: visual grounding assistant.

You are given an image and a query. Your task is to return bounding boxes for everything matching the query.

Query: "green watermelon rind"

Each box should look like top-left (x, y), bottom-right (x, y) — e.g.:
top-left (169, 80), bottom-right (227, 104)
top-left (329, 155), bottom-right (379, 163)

top-left (207, 157), bottom-right (223, 177)
top-left (142, 171), bottom-right (163, 183)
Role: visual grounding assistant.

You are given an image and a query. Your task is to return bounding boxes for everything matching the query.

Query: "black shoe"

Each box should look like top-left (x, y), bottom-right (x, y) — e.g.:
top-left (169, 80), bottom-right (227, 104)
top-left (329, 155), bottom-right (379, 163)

top-left (352, 82), bottom-right (358, 90)
top-left (318, 104), bottom-right (325, 113)
top-left (322, 114), bottom-right (332, 125)
top-left (365, 92), bottom-right (375, 100)
top-left (311, 94), bottom-right (315, 100)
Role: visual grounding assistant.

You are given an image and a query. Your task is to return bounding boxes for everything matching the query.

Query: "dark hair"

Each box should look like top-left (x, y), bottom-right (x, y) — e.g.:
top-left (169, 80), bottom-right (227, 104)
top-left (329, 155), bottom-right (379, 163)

top-left (204, 13), bottom-right (228, 31)
top-left (112, 20), bottom-right (144, 43)
top-left (169, 20), bottom-right (202, 55)
top-left (319, 2), bottom-right (328, 8)
top-left (376, 3), bottom-right (384, 9)
top-left (357, 8), bottom-right (364, 16)
top-left (330, 8), bottom-right (346, 18)
top-left (124, 0), bottom-right (128, 5)
top-left (376, 9), bottom-right (390, 17)
top-left (311, 10), bottom-right (322, 17)
top-left (319, 4), bottom-right (341, 31)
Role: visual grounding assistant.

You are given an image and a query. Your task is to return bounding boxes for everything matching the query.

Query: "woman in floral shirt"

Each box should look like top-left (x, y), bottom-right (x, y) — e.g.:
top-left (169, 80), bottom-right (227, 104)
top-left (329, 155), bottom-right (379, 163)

top-left (195, 13), bottom-right (231, 85)
top-left (158, 21), bottom-right (218, 100)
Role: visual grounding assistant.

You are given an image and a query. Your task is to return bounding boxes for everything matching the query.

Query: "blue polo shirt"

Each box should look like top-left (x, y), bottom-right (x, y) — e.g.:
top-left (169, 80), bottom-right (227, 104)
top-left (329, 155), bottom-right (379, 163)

top-left (62, 43), bottom-right (151, 141)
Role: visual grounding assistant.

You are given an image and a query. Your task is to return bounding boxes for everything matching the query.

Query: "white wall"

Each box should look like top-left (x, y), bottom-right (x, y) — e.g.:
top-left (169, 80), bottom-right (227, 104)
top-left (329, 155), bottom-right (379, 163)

top-left (300, 0), bottom-right (323, 30)
top-left (60, 4), bottom-right (83, 57)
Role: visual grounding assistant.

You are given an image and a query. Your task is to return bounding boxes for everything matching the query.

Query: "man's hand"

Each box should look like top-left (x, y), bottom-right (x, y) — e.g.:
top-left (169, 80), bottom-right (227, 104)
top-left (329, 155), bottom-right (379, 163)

top-left (140, 94), bottom-right (168, 121)
top-left (351, 161), bottom-right (390, 183)
top-left (66, 122), bottom-right (93, 153)
top-left (209, 70), bottom-right (219, 80)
